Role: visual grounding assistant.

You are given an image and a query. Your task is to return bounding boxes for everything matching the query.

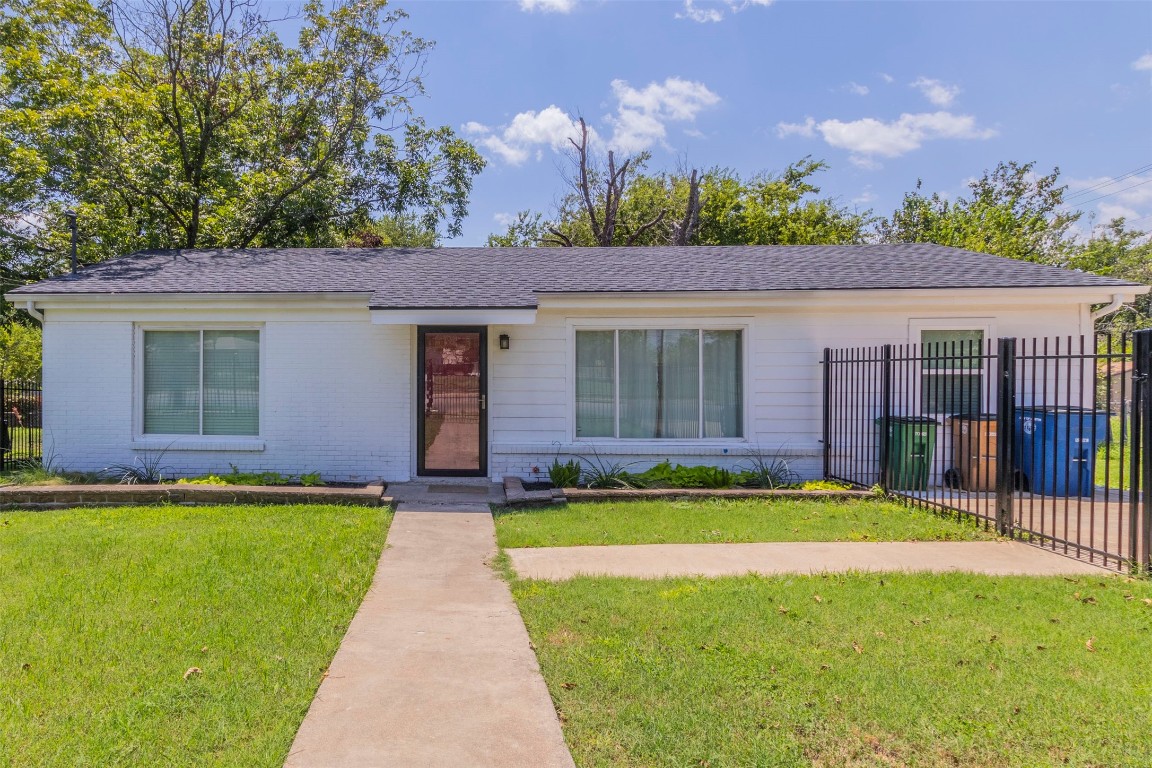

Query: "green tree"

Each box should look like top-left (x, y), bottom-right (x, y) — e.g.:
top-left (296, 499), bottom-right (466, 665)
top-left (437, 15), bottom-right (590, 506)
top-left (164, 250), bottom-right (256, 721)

top-left (487, 142), bottom-right (868, 248)
top-left (0, 0), bottom-right (484, 278)
top-left (876, 161), bottom-right (1079, 264)
top-left (0, 322), bottom-right (41, 380)
top-left (695, 159), bottom-right (870, 246)
top-left (1068, 219), bottom-right (1152, 332)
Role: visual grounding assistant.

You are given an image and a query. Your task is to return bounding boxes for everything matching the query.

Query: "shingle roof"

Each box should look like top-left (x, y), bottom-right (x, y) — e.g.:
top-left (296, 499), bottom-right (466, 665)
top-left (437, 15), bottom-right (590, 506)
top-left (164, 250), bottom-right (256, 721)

top-left (7, 244), bottom-right (1143, 308)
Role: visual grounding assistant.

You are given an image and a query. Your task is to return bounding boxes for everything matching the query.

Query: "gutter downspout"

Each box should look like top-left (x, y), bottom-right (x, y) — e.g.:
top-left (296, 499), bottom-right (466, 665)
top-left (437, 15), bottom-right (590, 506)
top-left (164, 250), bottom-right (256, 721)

top-left (1090, 293), bottom-right (1127, 323)
top-left (24, 300), bottom-right (43, 323)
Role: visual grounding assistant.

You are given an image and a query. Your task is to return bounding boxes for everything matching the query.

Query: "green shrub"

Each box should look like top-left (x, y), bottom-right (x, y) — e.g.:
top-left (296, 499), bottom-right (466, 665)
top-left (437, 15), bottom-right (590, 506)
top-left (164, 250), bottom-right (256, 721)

top-left (799, 479), bottom-right (853, 491)
top-left (632, 461), bottom-right (737, 489)
top-left (548, 458), bottom-right (582, 488)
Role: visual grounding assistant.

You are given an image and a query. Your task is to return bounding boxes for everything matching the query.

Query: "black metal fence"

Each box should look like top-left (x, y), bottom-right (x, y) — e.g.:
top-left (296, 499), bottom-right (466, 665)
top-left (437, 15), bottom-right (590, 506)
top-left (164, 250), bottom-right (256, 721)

top-left (823, 330), bottom-right (1152, 571)
top-left (0, 378), bottom-right (42, 470)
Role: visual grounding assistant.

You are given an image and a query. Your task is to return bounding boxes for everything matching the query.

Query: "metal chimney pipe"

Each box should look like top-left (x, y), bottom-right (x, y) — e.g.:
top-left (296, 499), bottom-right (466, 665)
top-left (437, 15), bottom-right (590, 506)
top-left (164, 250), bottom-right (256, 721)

top-left (64, 210), bottom-right (77, 274)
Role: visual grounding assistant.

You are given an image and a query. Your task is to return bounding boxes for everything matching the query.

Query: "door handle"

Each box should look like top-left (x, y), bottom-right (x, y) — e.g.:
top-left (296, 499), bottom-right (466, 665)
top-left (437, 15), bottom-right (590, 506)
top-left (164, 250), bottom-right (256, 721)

top-left (479, 394), bottom-right (486, 410)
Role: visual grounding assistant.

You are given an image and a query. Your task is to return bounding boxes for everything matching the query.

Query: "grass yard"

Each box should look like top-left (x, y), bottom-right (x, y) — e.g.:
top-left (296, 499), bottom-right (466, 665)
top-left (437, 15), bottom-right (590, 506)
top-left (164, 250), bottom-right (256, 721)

top-left (495, 497), bottom-right (994, 548)
top-left (3, 425), bottom-right (42, 460)
top-left (0, 503), bottom-right (390, 767)
top-left (515, 572), bottom-right (1152, 767)
top-left (1095, 416), bottom-right (1141, 491)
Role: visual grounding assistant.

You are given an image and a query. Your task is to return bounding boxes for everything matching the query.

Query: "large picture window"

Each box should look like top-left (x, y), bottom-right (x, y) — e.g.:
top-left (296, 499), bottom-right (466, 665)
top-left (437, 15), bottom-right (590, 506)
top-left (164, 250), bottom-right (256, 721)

top-left (921, 328), bottom-right (984, 415)
top-left (575, 329), bottom-right (743, 439)
top-left (143, 330), bottom-right (260, 435)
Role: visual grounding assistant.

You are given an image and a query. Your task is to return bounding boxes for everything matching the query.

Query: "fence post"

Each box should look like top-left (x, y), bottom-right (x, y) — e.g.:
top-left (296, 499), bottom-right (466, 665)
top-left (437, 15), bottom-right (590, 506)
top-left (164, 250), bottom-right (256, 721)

top-left (1132, 329), bottom-right (1152, 571)
top-left (822, 348), bottom-right (832, 479)
top-left (995, 338), bottom-right (1017, 537)
top-left (879, 344), bottom-right (893, 493)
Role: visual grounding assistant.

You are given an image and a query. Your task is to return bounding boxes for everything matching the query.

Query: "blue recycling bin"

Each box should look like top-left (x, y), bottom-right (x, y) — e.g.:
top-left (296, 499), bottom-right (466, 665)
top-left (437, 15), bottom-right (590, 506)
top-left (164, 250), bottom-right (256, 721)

top-left (1014, 407), bottom-right (1109, 497)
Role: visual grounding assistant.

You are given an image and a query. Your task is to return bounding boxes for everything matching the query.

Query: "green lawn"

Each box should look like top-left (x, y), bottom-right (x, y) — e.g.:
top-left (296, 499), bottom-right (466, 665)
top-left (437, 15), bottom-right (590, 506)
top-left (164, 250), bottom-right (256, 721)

top-left (0, 503), bottom-right (390, 767)
top-left (1095, 416), bottom-right (1141, 491)
top-left (515, 572), bottom-right (1152, 767)
top-left (3, 426), bottom-right (41, 460)
top-left (495, 497), bottom-right (993, 548)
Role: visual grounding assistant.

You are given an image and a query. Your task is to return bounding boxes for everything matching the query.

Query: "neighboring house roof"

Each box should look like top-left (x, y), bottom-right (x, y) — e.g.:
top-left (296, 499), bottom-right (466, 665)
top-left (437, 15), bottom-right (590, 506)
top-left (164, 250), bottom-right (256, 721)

top-left (7, 244), bottom-right (1145, 309)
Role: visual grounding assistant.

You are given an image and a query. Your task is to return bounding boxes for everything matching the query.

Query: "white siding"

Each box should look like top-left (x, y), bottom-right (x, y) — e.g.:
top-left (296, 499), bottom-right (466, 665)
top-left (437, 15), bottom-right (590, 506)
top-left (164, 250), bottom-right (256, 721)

top-left (42, 307), bottom-right (411, 481)
top-left (486, 299), bottom-right (1087, 481)
top-left (39, 291), bottom-right (1092, 483)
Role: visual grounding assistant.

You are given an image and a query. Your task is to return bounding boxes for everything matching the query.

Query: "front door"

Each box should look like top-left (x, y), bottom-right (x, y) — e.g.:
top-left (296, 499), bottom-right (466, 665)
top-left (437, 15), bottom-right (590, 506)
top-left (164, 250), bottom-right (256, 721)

top-left (417, 327), bottom-right (487, 476)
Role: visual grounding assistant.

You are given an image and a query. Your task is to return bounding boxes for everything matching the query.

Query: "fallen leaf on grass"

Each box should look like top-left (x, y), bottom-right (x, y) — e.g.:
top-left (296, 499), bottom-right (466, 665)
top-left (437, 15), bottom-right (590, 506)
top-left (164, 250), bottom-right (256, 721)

top-left (1086, 638), bottom-right (1096, 652)
top-left (1143, 598), bottom-right (1152, 607)
top-left (183, 667), bottom-right (202, 680)
top-left (777, 605), bottom-right (789, 615)
top-left (852, 641), bottom-right (864, 654)
top-left (813, 594), bottom-right (823, 603)
top-left (561, 682), bottom-right (577, 690)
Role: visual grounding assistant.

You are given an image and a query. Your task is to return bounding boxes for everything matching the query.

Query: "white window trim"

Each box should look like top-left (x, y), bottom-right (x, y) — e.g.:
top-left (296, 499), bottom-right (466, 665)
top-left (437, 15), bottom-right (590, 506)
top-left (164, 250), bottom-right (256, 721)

top-left (908, 318), bottom-right (994, 417)
top-left (133, 323), bottom-right (265, 444)
top-left (568, 320), bottom-right (750, 442)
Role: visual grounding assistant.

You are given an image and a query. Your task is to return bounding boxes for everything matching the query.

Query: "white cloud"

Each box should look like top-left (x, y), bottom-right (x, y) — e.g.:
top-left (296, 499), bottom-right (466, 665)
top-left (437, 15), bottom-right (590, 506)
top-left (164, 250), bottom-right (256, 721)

top-left (879, 73), bottom-right (895, 84)
top-left (607, 77), bottom-right (721, 152)
top-left (775, 117), bottom-right (816, 139)
top-left (911, 77), bottom-right (960, 107)
top-left (677, 0), bottom-right (724, 22)
top-left (844, 81), bottom-right (870, 96)
top-left (519, 0), bottom-right (576, 13)
top-left (777, 111), bottom-right (997, 168)
top-left (852, 186), bottom-right (877, 205)
top-left (493, 212), bottom-right (516, 228)
top-left (677, 0), bottom-right (773, 23)
top-left (1132, 53), bottom-right (1152, 71)
top-left (475, 106), bottom-right (592, 165)
top-left (466, 77), bottom-right (719, 164)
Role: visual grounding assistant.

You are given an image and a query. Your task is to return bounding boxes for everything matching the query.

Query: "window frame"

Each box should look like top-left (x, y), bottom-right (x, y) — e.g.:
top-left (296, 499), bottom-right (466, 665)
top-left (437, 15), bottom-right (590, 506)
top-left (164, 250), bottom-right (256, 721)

top-left (134, 324), bottom-right (264, 440)
top-left (569, 321), bottom-right (749, 442)
top-left (908, 319), bottom-right (993, 417)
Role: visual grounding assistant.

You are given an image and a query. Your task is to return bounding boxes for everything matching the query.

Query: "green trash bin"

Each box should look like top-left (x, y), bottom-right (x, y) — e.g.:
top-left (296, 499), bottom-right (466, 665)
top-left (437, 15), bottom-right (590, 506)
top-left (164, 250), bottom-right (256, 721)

top-left (875, 416), bottom-right (940, 491)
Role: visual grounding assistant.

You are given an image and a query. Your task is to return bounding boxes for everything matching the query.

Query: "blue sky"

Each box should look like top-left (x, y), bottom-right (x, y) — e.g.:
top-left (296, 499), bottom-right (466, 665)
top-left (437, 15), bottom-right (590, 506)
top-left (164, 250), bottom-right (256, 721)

top-left (384, 1), bottom-right (1152, 245)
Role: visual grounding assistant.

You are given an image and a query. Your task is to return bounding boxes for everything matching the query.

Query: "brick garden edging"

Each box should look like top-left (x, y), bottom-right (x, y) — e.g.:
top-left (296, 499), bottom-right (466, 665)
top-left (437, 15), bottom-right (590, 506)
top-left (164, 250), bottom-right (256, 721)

top-left (501, 478), bottom-right (872, 506)
top-left (559, 487), bottom-right (872, 502)
top-left (0, 481), bottom-right (391, 509)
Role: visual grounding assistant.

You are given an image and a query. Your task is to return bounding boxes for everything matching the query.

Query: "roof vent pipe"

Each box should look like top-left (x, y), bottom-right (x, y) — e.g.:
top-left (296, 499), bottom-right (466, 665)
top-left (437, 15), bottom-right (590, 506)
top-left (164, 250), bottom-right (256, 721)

top-left (64, 210), bottom-right (77, 274)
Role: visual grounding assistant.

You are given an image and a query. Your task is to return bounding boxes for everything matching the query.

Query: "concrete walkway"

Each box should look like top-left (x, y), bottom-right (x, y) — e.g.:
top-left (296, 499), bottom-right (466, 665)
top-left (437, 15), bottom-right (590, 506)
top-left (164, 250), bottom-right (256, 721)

top-left (506, 540), bottom-right (1111, 580)
top-left (285, 498), bottom-right (574, 768)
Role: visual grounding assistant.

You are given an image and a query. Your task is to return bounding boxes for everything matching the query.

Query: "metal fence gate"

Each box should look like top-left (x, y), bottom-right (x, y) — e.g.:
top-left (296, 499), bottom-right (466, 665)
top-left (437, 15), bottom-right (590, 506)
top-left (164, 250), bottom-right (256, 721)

top-left (0, 378), bottom-right (42, 470)
top-left (823, 330), bottom-right (1152, 571)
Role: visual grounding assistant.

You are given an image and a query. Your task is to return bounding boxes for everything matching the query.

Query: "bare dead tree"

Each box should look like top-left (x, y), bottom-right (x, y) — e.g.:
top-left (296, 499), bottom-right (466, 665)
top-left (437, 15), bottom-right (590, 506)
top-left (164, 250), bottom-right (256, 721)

top-left (544, 118), bottom-right (703, 247)
top-left (671, 168), bottom-right (701, 246)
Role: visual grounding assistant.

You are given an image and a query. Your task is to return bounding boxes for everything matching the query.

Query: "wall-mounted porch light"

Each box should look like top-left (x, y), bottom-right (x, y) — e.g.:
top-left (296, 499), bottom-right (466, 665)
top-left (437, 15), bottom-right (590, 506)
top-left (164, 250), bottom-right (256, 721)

top-left (498, 334), bottom-right (510, 350)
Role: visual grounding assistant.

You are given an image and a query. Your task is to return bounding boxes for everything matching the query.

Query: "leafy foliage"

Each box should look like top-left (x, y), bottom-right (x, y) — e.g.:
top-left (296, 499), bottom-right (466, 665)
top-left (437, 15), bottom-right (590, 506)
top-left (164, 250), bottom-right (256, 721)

top-left (0, 323), bottom-right (41, 379)
top-left (631, 460), bottom-right (737, 489)
top-left (0, 0), bottom-right (484, 296)
top-left (737, 447), bottom-right (799, 489)
top-left (490, 155), bottom-right (870, 248)
top-left (547, 457), bottom-right (582, 488)
top-left (105, 446), bottom-right (172, 484)
top-left (176, 466), bottom-right (326, 486)
top-left (875, 161), bottom-right (1079, 264)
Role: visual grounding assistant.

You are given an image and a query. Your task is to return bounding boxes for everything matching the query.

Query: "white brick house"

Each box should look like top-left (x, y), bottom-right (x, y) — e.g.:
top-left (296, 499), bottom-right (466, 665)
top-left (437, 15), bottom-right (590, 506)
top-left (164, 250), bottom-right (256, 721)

top-left (7, 245), bottom-right (1147, 482)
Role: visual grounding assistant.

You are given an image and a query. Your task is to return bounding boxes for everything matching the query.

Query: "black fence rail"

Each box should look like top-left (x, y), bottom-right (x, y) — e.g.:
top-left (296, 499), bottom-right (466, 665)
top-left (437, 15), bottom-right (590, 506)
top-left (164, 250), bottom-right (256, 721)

top-left (0, 378), bottom-right (42, 470)
top-left (823, 330), bottom-right (1152, 571)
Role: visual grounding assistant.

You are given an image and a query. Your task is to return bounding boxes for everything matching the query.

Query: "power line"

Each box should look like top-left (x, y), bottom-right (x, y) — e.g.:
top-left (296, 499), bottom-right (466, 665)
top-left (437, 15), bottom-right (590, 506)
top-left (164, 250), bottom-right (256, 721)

top-left (1071, 177), bottom-right (1152, 207)
top-left (1065, 162), bottom-right (1152, 200)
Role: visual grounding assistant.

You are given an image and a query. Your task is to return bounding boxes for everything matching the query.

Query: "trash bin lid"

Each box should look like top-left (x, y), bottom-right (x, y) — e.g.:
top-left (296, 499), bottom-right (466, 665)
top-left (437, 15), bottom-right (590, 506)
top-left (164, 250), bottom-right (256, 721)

top-left (887, 416), bottom-right (941, 425)
top-left (947, 413), bottom-right (997, 422)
